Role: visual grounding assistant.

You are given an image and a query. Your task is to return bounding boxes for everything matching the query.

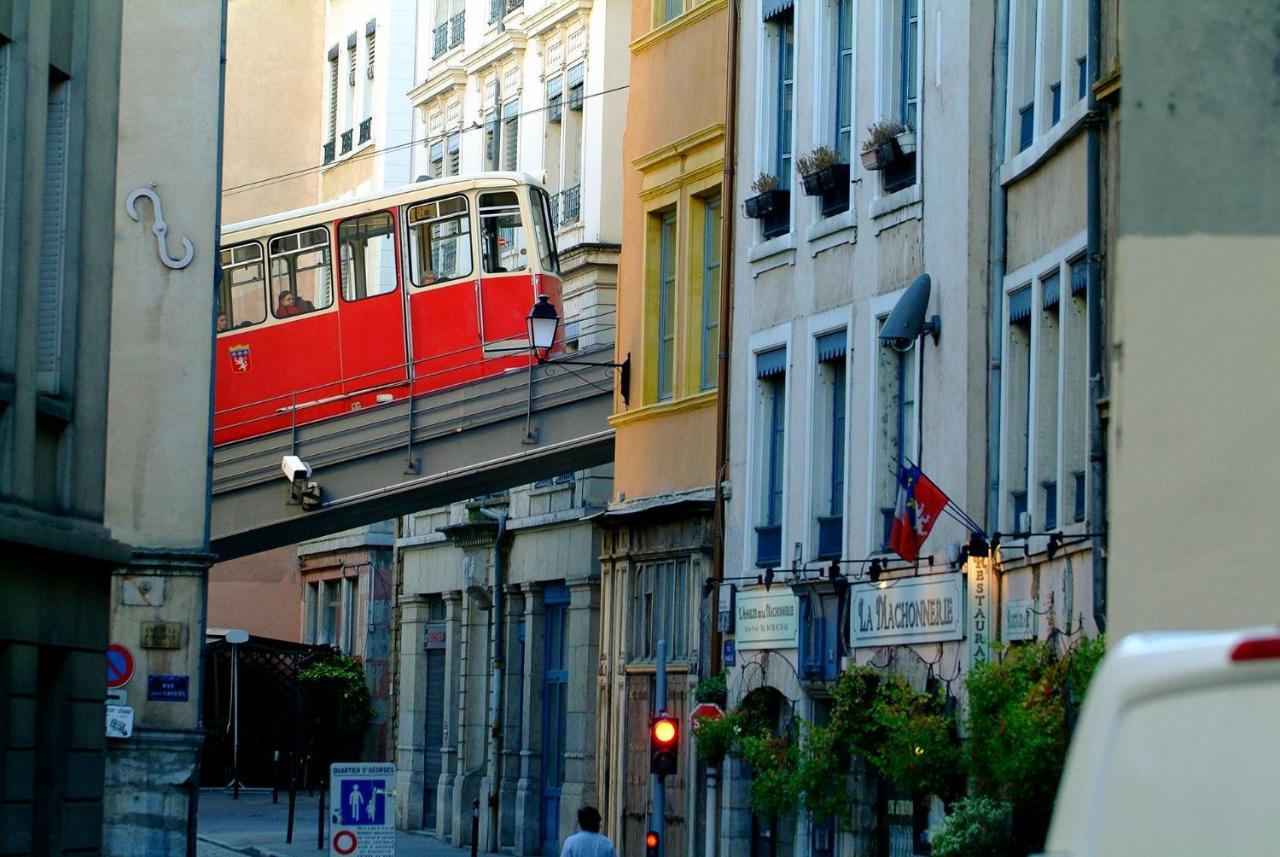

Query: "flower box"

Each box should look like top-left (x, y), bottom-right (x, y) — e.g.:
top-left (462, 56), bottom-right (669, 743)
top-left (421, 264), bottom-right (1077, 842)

top-left (744, 188), bottom-right (788, 219)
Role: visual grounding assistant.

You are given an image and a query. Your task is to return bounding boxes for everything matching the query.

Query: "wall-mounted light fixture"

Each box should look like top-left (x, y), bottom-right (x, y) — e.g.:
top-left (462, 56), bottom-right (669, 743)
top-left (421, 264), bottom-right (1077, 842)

top-left (527, 295), bottom-right (632, 404)
top-left (879, 273), bottom-right (941, 351)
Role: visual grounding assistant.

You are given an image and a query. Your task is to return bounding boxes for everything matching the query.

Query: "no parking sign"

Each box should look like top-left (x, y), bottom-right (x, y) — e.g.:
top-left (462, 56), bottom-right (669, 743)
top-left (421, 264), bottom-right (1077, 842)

top-left (329, 762), bottom-right (395, 856)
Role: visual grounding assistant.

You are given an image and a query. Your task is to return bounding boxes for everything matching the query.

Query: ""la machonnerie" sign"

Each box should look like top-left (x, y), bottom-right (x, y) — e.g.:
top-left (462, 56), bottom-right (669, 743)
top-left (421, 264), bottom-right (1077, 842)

top-left (851, 573), bottom-right (965, 647)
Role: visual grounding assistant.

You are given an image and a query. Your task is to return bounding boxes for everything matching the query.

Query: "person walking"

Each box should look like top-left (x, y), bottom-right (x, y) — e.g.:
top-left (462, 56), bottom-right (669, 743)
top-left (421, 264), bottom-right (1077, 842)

top-left (560, 806), bottom-right (617, 857)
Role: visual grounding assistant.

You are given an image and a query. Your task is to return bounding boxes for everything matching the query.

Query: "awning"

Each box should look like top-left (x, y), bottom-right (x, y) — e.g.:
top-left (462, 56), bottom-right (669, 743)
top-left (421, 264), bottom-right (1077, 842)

top-left (763, 0), bottom-right (794, 21)
top-left (756, 346), bottom-right (787, 378)
top-left (1009, 286), bottom-right (1032, 322)
top-left (816, 330), bottom-right (846, 363)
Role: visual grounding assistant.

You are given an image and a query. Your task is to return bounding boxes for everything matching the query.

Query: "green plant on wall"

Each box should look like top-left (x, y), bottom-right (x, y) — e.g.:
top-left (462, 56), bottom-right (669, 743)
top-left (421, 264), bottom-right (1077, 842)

top-left (692, 709), bottom-right (741, 763)
top-left (299, 654), bottom-right (374, 745)
top-left (867, 677), bottom-right (961, 799)
top-left (693, 671), bottom-right (728, 703)
top-left (964, 636), bottom-right (1106, 852)
top-left (740, 734), bottom-right (800, 819)
top-left (795, 721), bottom-right (849, 820)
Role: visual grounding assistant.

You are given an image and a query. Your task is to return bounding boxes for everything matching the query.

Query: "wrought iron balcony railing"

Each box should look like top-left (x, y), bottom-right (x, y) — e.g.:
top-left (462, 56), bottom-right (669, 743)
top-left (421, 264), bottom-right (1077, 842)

top-left (432, 23), bottom-right (448, 58)
top-left (359, 118), bottom-right (372, 144)
top-left (323, 140), bottom-right (335, 164)
top-left (341, 130), bottom-right (353, 154)
top-left (560, 184), bottom-right (581, 225)
top-left (449, 11), bottom-right (465, 47)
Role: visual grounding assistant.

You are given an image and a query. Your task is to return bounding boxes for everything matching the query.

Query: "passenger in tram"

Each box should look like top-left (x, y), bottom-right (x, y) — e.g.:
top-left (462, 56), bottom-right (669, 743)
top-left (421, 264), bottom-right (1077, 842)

top-left (275, 290), bottom-right (303, 317)
top-left (216, 313), bottom-right (229, 333)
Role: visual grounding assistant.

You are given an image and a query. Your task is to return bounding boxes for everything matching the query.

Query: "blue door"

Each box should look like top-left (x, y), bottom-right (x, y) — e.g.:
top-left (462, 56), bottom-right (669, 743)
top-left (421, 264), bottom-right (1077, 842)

top-left (541, 584), bottom-right (570, 855)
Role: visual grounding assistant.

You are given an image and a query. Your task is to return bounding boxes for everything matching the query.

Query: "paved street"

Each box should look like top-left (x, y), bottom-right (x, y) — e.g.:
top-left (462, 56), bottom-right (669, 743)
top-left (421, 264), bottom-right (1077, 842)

top-left (197, 788), bottom-right (476, 857)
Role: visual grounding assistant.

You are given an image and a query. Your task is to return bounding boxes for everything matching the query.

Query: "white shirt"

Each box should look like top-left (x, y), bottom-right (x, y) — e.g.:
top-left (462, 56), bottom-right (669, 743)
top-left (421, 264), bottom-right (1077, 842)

top-left (560, 830), bottom-right (618, 857)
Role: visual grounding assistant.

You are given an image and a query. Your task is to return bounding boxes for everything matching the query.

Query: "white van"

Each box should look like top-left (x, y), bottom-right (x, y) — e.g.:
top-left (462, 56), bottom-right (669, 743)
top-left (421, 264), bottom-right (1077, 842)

top-left (1040, 626), bottom-right (1280, 856)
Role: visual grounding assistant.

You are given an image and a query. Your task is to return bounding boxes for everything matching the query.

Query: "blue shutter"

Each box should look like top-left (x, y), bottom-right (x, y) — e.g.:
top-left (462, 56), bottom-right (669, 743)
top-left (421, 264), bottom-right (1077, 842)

top-left (756, 346), bottom-right (786, 378)
top-left (1070, 258), bottom-right (1088, 295)
top-left (1042, 271), bottom-right (1060, 309)
top-left (763, 0), bottom-right (794, 21)
top-left (816, 330), bottom-right (846, 363)
top-left (1009, 286), bottom-right (1032, 322)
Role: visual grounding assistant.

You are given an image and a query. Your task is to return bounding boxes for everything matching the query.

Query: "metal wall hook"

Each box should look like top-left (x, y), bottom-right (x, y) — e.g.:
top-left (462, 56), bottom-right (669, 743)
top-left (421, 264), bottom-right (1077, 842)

top-left (126, 187), bottom-right (195, 269)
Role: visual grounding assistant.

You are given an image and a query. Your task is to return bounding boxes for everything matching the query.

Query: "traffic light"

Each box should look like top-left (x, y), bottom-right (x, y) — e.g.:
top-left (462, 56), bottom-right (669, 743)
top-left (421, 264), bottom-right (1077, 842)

top-left (649, 714), bottom-right (679, 776)
top-left (645, 831), bottom-right (660, 857)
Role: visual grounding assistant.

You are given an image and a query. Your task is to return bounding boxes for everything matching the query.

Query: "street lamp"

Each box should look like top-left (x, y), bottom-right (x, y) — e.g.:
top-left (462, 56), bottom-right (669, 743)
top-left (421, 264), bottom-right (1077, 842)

top-left (525, 295), bottom-right (631, 404)
top-left (225, 628), bottom-right (250, 799)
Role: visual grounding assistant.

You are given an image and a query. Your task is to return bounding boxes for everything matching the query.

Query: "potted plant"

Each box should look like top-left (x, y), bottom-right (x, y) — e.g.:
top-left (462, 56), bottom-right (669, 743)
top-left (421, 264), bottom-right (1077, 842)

top-left (895, 124), bottom-right (917, 156)
top-left (860, 120), bottom-right (907, 170)
top-left (744, 173), bottom-right (783, 218)
top-left (796, 146), bottom-right (846, 196)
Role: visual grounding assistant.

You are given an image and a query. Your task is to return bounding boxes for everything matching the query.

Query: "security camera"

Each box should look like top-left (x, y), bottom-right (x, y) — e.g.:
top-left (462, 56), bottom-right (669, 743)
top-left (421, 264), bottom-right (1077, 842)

top-left (282, 455), bottom-right (312, 483)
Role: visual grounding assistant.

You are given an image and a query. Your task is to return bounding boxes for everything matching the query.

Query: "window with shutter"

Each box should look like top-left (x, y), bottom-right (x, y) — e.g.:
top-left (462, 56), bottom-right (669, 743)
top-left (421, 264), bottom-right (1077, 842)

top-left (502, 99), bottom-right (519, 170)
top-left (38, 79), bottom-right (70, 395)
top-left (366, 20), bottom-right (376, 78)
top-left (327, 48), bottom-right (339, 143)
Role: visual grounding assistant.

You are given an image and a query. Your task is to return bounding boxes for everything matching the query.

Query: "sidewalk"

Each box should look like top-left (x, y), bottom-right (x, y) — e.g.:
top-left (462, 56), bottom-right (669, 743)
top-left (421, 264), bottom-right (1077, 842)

top-left (197, 788), bottom-right (478, 857)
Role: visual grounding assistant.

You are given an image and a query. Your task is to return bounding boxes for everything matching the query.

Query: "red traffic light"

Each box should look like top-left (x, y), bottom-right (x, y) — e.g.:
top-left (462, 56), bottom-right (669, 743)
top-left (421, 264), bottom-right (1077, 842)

top-left (652, 717), bottom-right (677, 745)
top-left (645, 831), bottom-right (660, 856)
top-left (649, 714), bottom-right (679, 776)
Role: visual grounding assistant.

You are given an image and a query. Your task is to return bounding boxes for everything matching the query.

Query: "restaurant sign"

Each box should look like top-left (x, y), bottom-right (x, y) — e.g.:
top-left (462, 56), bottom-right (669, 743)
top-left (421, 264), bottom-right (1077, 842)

top-left (852, 573), bottom-right (965, 647)
top-left (734, 588), bottom-right (798, 650)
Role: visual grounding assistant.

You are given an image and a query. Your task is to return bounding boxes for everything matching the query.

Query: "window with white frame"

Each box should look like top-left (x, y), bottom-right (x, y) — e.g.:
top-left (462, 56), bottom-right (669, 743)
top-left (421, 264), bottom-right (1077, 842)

top-left (545, 72), bottom-right (563, 203)
top-left (1007, 0), bottom-right (1088, 156)
top-left (812, 330), bottom-right (848, 560)
top-left (502, 98), bottom-right (519, 170)
top-left (755, 347), bottom-right (788, 567)
top-left (876, 0), bottom-right (920, 193)
top-left (873, 327), bottom-right (916, 550)
top-left (447, 130), bottom-right (461, 175)
top-left (655, 209), bottom-right (677, 401)
top-left (343, 34), bottom-right (356, 153)
top-left (360, 20), bottom-right (375, 144)
top-left (698, 194), bottom-right (722, 391)
top-left (627, 558), bottom-right (691, 661)
top-left (829, 0), bottom-right (855, 161)
top-left (763, 4), bottom-right (795, 192)
top-left (483, 79), bottom-right (500, 170)
top-left (325, 45), bottom-right (339, 160)
top-left (1001, 252), bottom-right (1089, 535)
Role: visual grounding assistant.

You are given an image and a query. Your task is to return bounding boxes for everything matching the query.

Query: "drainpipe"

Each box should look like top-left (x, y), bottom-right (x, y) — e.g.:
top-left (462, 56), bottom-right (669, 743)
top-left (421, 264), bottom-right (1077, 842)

top-left (709, 4), bottom-right (739, 856)
top-left (986, 0), bottom-right (1010, 534)
top-left (479, 506), bottom-right (508, 852)
top-left (1085, 0), bottom-right (1106, 633)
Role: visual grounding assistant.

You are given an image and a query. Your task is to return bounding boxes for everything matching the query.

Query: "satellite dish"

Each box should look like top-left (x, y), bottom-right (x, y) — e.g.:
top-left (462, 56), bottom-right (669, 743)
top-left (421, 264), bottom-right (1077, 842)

top-left (879, 273), bottom-right (940, 351)
top-left (225, 629), bottom-right (249, 645)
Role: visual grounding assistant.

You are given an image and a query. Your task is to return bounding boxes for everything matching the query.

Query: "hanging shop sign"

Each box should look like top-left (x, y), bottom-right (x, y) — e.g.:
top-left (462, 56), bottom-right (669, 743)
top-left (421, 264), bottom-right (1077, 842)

top-left (734, 588), bottom-right (798, 650)
top-left (1004, 599), bottom-right (1038, 642)
top-left (969, 557), bottom-right (994, 665)
top-left (852, 573), bottom-right (965, 647)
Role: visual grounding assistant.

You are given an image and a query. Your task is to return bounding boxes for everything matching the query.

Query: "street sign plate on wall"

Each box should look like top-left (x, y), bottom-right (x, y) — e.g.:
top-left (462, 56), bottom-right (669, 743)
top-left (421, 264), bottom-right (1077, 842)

top-left (147, 674), bottom-right (189, 702)
top-left (330, 762), bottom-right (395, 856)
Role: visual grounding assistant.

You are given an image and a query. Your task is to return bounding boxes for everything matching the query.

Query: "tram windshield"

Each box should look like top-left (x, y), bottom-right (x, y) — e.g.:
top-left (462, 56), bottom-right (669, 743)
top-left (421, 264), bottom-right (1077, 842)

top-left (531, 188), bottom-right (559, 274)
top-left (478, 191), bottom-right (527, 274)
top-left (218, 243), bottom-right (267, 330)
top-left (407, 195), bottom-right (473, 286)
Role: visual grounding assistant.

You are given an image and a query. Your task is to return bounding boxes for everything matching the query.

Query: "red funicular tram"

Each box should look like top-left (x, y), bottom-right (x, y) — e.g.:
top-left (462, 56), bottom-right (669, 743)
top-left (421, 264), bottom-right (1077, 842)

top-left (214, 173), bottom-right (563, 445)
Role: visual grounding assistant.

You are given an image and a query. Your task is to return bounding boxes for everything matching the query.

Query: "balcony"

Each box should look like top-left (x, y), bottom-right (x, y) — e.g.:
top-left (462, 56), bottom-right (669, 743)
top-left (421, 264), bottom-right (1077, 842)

top-left (323, 140), bottom-right (335, 164)
top-left (341, 130), bottom-right (353, 154)
top-left (547, 193), bottom-right (559, 227)
top-left (432, 23), bottom-right (447, 58)
top-left (755, 524), bottom-right (781, 568)
top-left (359, 118), bottom-right (371, 145)
top-left (449, 11), bottom-right (465, 47)
top-left (816, 515), bottom-right (843, 560)
top-left (489, 0), bottom-right (501, 22)
top-left (560, 184), bottom-right (580, 225)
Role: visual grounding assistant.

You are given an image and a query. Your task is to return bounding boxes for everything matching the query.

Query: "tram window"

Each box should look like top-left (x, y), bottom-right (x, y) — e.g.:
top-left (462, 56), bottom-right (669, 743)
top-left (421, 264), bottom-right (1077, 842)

top-left (478, 191), bottom-right (527, 274)
top-left (218, 242), bottom-right (267, 331)
top-left (269, 227), bottom-right (333, 318)
top-left (531, 188), bottom-right (559, 274)
top-left (408, 195), bottom-right (473, 287)
top-left (338, 211), bottom-right (397, 300)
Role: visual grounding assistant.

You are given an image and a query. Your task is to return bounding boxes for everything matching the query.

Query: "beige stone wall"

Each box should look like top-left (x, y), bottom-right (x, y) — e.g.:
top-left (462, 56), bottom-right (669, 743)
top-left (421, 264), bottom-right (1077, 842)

top-left (221, 0), bottom-right (324, 224)
top-left (1108, 235), bottom-right (1280, 638)
top-left (207, 546), bottom-right (303, 642)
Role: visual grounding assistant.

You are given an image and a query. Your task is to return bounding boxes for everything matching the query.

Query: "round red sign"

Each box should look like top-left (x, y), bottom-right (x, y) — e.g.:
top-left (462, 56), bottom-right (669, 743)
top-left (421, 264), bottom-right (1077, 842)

top-left (333, 830), bottom-right (358, 855)
top-left (106, 644), bottom-right (135, 690)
